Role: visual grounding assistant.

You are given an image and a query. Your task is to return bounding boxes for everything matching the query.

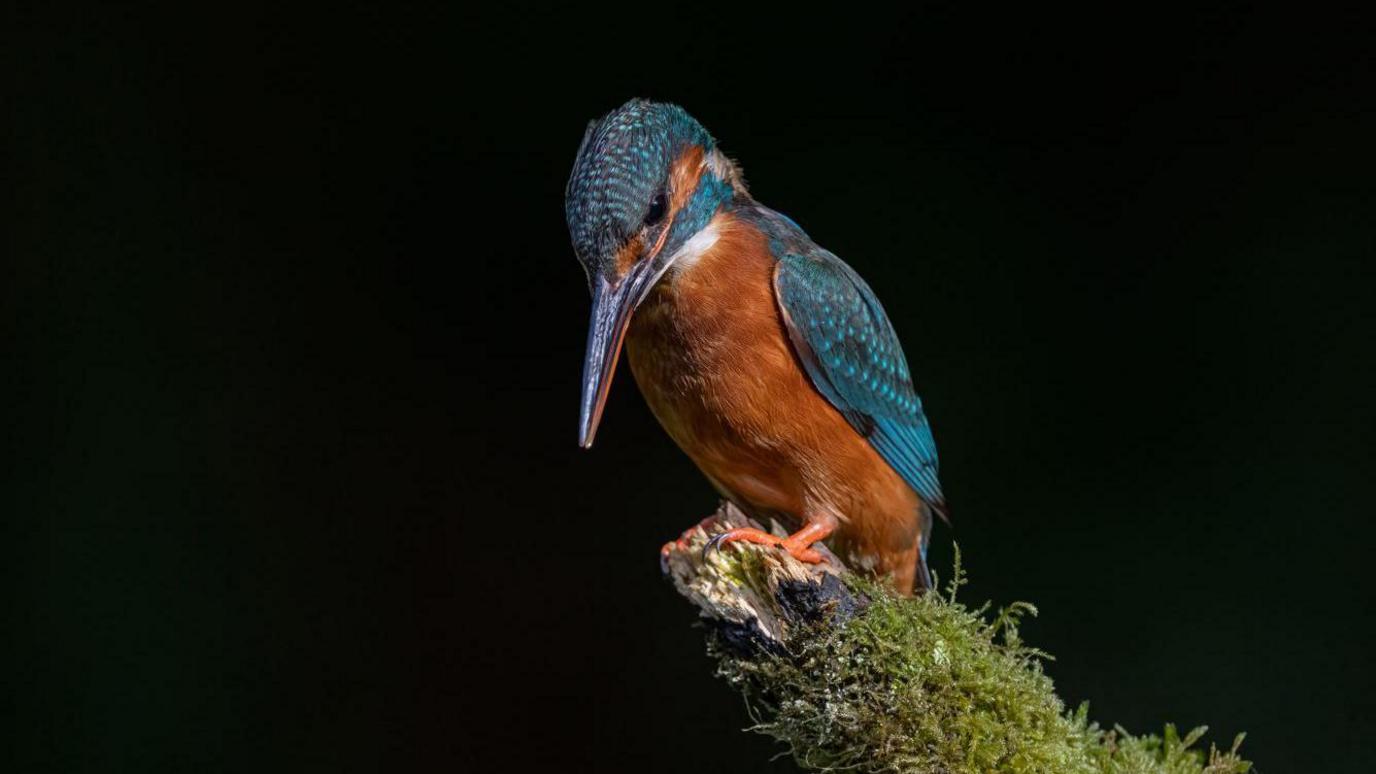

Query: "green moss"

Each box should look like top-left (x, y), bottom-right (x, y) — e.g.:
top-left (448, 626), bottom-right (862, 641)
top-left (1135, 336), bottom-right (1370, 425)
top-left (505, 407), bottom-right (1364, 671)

top-left (708, 552), bottom-right (1251, 774)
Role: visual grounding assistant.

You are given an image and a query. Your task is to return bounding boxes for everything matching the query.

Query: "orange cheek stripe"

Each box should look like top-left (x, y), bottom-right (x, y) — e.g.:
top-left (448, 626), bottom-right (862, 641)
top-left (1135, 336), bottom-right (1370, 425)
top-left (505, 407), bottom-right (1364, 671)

top-left (669, 146), bottom-right (706, 211)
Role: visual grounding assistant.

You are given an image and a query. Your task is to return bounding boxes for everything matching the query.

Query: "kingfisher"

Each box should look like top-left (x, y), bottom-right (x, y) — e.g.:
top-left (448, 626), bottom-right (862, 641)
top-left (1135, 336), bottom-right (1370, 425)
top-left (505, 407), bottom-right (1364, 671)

top-left (566, 99), bottom-right (948, 595)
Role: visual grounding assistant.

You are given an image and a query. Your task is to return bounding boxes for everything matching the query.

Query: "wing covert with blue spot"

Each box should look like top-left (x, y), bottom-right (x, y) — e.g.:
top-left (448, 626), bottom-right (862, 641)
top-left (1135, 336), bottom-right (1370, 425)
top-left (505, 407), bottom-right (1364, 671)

top-left (771, 242), bottom-right (946, 512)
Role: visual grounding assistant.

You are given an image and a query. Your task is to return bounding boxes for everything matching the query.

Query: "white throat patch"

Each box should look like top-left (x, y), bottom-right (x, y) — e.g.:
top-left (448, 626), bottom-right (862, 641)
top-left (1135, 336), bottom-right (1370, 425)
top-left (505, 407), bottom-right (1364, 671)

top-left (666, 220), bottom-right (721, 278)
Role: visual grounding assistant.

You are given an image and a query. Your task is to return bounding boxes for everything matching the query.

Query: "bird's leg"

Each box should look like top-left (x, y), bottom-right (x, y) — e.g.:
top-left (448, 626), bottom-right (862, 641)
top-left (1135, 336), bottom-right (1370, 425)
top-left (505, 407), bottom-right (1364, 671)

top-left (705, 514), bottom-right (837, 565)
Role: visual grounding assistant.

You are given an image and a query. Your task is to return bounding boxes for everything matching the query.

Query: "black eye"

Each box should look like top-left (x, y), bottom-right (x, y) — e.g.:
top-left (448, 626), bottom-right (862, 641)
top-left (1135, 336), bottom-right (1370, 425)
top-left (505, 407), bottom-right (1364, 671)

top-left (644, 192), bottom-right (667, 226)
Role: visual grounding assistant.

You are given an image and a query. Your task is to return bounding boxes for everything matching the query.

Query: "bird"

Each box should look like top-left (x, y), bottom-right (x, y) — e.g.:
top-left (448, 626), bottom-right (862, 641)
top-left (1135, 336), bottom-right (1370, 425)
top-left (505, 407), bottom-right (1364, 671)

top-left (565, 99), bottom-right (947, 595)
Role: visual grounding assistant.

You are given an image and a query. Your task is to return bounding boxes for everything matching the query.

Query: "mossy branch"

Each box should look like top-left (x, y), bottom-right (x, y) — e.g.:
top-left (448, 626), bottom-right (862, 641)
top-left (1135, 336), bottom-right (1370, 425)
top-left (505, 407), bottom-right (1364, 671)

top-left (661, 503), bottom-right (1251, 774)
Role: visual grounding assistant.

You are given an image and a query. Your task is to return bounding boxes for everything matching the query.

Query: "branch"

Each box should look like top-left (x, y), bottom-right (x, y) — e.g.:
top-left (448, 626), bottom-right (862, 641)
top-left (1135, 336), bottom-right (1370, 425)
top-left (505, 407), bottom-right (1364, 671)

top-left (661, 502), bottom-right (1252, 774)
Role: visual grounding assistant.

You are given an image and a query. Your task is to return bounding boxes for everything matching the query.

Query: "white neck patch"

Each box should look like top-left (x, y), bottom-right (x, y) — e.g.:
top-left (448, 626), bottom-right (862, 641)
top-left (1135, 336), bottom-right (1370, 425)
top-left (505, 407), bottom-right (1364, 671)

top-left (666, 220), bottom-right (722, 279)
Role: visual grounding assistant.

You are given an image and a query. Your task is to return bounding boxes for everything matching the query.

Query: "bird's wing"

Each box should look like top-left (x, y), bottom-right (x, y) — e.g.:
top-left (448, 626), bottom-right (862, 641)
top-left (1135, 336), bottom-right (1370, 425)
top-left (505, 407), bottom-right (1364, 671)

top-left (773, 248), bottom-right (947, 518)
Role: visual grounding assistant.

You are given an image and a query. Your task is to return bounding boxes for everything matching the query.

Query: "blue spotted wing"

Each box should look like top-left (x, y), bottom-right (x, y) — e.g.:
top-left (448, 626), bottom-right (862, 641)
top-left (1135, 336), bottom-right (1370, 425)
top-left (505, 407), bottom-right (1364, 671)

top-left (773, 249), bottom-right (947, 517)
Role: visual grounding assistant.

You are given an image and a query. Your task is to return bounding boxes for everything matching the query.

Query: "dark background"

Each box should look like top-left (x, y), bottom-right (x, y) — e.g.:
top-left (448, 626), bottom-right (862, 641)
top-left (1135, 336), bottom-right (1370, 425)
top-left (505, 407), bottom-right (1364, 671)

top-left (7, 4), bottom-right (1374, 772)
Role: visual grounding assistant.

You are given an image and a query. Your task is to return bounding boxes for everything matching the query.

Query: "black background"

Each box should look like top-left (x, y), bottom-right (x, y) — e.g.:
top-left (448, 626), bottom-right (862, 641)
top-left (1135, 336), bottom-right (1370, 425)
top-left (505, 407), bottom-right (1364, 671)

top-left (8, 4), bottom-right (1375, 772)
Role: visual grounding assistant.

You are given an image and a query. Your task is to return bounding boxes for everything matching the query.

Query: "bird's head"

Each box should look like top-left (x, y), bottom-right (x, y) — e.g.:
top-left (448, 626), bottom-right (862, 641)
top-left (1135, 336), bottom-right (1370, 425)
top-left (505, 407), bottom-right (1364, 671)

top-left (565, 99), bottom-right (742, 448)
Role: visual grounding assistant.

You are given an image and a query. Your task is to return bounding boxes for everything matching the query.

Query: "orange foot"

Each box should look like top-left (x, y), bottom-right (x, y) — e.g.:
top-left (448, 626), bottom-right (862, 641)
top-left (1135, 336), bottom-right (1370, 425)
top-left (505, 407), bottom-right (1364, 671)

top-left (704, 519), bottom-right (836, 565)
top-left (659, 515), bottom-right (722, 572)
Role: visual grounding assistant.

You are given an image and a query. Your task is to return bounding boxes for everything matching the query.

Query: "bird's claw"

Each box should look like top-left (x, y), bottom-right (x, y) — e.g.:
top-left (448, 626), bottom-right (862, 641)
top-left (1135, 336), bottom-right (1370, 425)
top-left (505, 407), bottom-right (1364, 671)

top-left (702, 531), bottom-right (731, 559)
top-left (702, 527), bottom-right (787, 559)
top-left (701, 526), bottom-right (829, 565)
top-left (660, 516), bottom-right (722, 572)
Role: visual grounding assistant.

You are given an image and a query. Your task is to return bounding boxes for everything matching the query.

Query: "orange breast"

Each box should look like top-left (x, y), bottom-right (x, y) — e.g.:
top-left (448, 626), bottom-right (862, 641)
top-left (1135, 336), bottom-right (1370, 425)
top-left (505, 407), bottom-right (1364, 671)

top-left (625, 213), bottom-right (923, 586)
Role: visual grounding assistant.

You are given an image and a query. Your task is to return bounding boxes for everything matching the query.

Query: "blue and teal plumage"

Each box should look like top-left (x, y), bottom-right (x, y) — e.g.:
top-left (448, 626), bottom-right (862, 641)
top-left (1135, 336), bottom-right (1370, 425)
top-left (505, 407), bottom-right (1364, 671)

top-left (760, 213), bottom-right (947, 519)
top-left (565, 100), bottom-right (716, 267)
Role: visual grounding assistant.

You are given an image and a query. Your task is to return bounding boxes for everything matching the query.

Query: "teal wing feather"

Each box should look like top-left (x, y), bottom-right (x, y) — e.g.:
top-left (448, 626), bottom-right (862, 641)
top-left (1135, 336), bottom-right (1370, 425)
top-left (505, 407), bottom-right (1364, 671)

top-left (773, 249), bottom-right (947, 517)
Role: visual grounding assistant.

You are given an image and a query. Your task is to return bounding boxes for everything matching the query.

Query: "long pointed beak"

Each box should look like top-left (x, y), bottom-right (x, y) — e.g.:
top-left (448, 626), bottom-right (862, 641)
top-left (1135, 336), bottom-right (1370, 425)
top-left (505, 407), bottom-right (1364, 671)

top-left (578, 270), bottom-right (642, 448)
top-left (577, 217), bottom-right (684, 448)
